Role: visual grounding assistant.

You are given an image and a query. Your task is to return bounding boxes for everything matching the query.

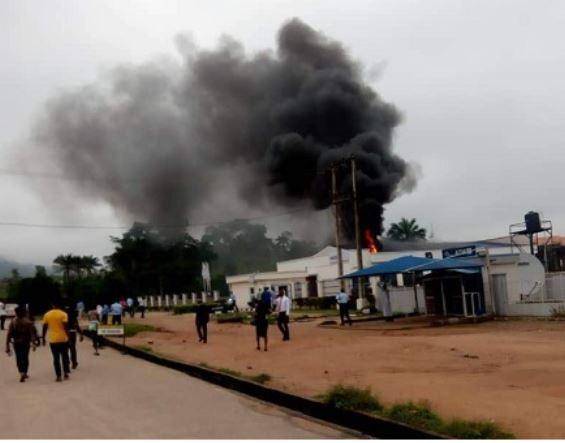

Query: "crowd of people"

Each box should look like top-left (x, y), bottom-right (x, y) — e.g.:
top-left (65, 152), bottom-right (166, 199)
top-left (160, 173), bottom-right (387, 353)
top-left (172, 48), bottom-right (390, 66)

top-left (3, 286), bottom-right (354, 382)
top-left (4, 300), bottom-right (84, 383)
top-left (94, 296), bottom-right (147, 326)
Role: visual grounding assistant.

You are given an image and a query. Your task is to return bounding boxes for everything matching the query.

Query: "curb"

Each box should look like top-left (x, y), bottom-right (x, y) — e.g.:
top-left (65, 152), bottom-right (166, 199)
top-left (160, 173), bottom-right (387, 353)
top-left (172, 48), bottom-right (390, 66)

top-left (84, 331), bottom-right (445, 439)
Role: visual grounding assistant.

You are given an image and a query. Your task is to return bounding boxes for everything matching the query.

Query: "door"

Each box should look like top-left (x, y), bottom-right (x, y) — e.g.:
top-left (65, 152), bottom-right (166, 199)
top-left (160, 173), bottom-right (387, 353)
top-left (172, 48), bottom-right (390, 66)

top-left (492, 274), bottom-right (508, 316)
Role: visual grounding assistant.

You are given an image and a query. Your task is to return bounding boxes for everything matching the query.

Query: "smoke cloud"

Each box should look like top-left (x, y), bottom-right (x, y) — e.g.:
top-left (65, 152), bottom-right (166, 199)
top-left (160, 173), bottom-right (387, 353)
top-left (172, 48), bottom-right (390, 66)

top-left (33, 18), bottom-right (417, 239)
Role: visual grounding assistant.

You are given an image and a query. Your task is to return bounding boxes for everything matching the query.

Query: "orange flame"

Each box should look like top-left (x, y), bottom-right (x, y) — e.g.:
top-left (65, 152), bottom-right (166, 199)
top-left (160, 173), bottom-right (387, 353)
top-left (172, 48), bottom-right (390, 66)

top-left (364, 229), bottom-right (379, 254)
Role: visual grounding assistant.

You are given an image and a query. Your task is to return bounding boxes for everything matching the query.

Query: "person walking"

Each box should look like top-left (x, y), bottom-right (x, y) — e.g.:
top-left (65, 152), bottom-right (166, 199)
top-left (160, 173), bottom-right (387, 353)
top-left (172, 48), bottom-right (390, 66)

top-left (336, 286), bottom-right (352, 326)
top-left (274, 288), bottom-right (291, 341)
top-left (195, 301), bottom-right (210, 344)
top-left (261, 287), bottom-right (273, 311)
top-left (65, 306), bottom-right (84, 369)
top-left (42, 300), bottom-right (70, 382)
top-left (126, 297), bottom-right (135, 318)
top-left (137, 297), bottom-right (147, 319)
top-left (5, 306), bottom-right (38, 382)
top-left (110, 300), bottom-right (123, 325)
top-left (76, 300), bottom-right (85, 319)
top-left (254, 299), bottom-right (269, 351)
top-left (0, 301), bottom-right (8, 330)
top-left (101, 304), bottom-right (109, 325)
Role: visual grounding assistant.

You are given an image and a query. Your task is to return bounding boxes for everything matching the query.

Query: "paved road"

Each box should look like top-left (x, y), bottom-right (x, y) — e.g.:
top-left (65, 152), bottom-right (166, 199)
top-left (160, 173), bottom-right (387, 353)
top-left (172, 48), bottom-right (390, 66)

top-left (0, 330), bottom-right (350, 438)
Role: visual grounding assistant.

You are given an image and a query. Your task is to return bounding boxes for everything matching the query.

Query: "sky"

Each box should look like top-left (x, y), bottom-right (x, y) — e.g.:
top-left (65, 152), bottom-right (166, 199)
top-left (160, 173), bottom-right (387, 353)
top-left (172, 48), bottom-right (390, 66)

top-left (1, 0), bottom-right (564, 266)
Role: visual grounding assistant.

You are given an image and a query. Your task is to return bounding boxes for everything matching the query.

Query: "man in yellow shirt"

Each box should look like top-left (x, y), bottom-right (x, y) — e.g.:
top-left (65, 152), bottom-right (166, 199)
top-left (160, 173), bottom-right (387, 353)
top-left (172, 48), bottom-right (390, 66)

top-left (42, 300), bottom-right (70, 382)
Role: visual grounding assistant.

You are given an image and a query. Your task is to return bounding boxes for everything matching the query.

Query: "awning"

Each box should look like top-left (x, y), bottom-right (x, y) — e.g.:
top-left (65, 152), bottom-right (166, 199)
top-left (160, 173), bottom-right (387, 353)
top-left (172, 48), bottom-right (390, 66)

top-left (407, 256), bottom-right (484, 272)
top-left (340, 255), bottom-right (436, 278)
top-left (341, 255), bottom-right (485, 279)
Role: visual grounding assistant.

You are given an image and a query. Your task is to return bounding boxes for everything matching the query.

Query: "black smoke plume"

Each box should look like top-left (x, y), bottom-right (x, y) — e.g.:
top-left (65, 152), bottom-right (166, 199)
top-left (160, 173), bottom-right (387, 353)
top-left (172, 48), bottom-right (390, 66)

top-left (33, 18), bottom-right (416, 240)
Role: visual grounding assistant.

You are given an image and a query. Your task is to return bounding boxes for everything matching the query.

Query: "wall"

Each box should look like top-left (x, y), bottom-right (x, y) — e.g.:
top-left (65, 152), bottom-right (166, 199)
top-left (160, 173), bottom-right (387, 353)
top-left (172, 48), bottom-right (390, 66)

top-left (375, 286), bottom-right (426, 315)
top-left (504, 301), bottom-right (565, 317)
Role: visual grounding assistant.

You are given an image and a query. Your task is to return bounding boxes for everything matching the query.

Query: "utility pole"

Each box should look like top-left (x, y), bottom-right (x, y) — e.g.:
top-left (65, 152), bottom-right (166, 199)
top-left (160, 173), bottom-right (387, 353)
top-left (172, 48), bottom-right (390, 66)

top-left (351, 157), bottom-right (364, 300)
top-left (331, 164), bottom-right (344, 278)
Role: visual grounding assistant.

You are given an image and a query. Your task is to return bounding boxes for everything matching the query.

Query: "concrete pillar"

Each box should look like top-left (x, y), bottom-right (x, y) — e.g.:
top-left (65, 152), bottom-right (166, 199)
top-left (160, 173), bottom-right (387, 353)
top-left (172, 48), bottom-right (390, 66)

top-left (191, 292), bottom-right (197, 304)
top-left (165, 294), bottom-right (170, 307)
top-left (173, 294), bottom-right (179, 306)
top-left (149, 296), bottom-right (154, 307)
top-left (157, 296), bottom-right (162, 307)
top-left (213, 290), bottom-right (220, 301)
top-left (201, 291), bottom-right (208, 303)
top-left (182, 293), bottom-right (187, 305)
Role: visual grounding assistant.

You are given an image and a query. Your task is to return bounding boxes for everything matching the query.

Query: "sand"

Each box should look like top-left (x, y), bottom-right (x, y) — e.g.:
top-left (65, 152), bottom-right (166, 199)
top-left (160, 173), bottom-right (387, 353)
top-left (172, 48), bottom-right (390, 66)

top-left (121, 312), bottom-right (565, 438)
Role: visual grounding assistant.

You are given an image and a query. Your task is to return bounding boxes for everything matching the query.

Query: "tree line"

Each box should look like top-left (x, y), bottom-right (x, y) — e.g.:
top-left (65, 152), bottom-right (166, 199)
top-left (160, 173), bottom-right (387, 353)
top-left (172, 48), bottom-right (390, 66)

top-left (4, 220), bottom-right (318, 314)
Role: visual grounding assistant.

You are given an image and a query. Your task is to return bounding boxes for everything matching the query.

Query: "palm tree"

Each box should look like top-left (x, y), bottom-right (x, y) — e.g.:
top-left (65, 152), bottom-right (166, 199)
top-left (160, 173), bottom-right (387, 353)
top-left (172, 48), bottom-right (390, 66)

top-left (80, 255), bottom-right (101, 275)
top-left (53, 254), bottom-right (75, 282)
top-left (387, 218), bottom-right (427, 241)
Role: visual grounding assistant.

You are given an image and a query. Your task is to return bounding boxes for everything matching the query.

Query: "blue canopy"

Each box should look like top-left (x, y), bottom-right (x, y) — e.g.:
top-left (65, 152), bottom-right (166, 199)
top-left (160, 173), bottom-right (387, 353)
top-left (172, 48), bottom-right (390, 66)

top-left (407, 256), bottom-right (484, 273)
top-left (341, 255), bottom-right (485, 279)
top-left (341, 255), bottom-right (436, 279)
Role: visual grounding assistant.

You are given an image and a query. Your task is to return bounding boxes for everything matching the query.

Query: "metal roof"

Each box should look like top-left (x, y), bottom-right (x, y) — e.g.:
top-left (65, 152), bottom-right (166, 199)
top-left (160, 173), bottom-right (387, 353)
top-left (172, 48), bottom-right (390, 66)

top-left (341, 256), bottom-right (435, 278)
top-left (408, 256), bottom-right (484, 272)
top-left (341, 255), bottom-right (484, 278)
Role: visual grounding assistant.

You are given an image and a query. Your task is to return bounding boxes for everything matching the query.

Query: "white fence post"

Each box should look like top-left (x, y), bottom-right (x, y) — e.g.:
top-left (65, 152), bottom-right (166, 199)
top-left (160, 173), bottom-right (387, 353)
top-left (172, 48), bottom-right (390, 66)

top-left (182, 293), bottom-right (187, 305)
top-left (191, 292), bottom-right (197, 304)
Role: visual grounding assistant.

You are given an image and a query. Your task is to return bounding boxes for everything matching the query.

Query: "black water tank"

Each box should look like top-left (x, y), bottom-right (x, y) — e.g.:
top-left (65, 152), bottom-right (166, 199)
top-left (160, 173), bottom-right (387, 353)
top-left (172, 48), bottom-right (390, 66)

top-left (525, 211), bottom-right (541, 233)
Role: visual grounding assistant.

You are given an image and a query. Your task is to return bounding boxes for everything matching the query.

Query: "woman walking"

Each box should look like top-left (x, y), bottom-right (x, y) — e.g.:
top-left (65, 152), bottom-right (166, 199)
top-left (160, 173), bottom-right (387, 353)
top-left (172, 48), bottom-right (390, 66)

top-left (5, 306), bottom-right (38, 382)
top-left (254, 299), bottom-right (269, 352)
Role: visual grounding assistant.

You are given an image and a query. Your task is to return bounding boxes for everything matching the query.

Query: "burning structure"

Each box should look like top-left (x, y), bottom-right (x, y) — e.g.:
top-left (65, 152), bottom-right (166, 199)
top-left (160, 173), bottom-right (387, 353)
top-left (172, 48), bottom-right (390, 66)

top-left (31, 18), bottom-right (416, 241)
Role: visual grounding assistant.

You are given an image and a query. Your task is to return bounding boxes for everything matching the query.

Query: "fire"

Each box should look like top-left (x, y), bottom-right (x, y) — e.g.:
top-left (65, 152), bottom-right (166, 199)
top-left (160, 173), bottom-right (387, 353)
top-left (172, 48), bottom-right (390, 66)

top-left (364, 229), bottom-right (379, 254)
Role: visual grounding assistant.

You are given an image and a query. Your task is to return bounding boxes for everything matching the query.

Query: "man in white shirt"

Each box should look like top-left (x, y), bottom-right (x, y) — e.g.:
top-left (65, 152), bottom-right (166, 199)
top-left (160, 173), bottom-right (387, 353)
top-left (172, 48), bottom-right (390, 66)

top-left (274, 288), bottom-right (291, 341)
top-left (336, 286), bottom-right (352, 326)
top-left (0, 301), bottom-right (7, 330)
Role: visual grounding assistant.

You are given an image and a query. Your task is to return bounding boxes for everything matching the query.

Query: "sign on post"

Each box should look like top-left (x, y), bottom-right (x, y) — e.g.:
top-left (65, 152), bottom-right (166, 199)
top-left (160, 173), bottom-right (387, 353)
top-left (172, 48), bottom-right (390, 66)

top-left (97, 325), bottom-right (126, 351)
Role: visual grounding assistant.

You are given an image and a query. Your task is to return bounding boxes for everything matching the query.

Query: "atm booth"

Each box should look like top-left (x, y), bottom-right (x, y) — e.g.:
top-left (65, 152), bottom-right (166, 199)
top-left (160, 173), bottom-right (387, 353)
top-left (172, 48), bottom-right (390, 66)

top-left (342, 255), bottom-right (489, 318)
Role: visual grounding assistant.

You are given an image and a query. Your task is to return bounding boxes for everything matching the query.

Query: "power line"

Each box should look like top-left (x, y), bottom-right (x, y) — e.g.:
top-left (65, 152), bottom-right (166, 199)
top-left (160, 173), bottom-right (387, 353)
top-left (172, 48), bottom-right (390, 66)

top-left (0, 207), bottom-right (316, 230)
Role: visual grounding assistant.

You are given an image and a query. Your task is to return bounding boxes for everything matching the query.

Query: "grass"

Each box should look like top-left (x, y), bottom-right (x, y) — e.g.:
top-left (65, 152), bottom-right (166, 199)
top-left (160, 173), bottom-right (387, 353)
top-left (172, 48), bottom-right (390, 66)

top-left (248, 373), bottom-right (272, 384)
top-left (385, 401), bottom-right (443, 431)
top-left (124, 323), bottom-right (156, 337)
top-left (320, 386), bottom-right (515, 439)
top-left (215, 312), bottom-right (250, 324)
top-left (320, 385), bottom-right (383, 413)
top-left (442, 419), bottom-right (515, 439)
top-left (202, 363), bottom-right (272, 385)
top-left (218, 367), bottom-right (243, 377)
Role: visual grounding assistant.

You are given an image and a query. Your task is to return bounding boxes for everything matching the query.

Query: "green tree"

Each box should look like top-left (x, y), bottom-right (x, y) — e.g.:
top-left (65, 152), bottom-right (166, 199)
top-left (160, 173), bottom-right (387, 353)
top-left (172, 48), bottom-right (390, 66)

top-left (53, 254), bottom-right (75, 282)
top-left (386, 218), bottom-right (427, 241)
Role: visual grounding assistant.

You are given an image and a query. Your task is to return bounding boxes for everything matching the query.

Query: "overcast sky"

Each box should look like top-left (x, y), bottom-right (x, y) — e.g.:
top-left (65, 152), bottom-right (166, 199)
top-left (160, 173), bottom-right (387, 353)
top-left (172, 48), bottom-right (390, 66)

top-left (1, 0), bottom-right (564, 266)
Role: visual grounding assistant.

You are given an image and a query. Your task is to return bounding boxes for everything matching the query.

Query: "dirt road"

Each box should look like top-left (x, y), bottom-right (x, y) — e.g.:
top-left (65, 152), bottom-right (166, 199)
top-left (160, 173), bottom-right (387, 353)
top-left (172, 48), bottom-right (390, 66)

top-left (125, 312), bottom-right (565, 438)
top-left (0, 330), bottom-right (350, 439)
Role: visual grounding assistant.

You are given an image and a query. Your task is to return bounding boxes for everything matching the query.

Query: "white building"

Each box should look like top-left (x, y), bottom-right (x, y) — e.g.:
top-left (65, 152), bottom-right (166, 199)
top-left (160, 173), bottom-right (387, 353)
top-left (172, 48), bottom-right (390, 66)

top-left (227, 237), bottom-right (562, 317)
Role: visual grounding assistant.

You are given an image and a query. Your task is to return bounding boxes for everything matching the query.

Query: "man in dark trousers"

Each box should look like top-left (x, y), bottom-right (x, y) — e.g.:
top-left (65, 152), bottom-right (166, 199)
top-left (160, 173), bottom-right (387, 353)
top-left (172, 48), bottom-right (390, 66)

top-left (65, 305), bottom-right (84, 369)
top-left (335, 286), bottom-right (352, 326)
top-left (42, 299), bottom-right (71, 382)
top-left (274, 288), bottom-right (290, 341)
top-left (195, 300), bottom-right (210, 344)
top-left (6, 306), bottom-right (38, 382)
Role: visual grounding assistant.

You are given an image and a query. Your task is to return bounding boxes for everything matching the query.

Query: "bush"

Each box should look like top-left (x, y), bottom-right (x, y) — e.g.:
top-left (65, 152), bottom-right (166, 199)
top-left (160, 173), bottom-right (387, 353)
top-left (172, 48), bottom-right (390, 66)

top-left (172, 303), bottom-right (220, 315)
top-left (442, 420), bottom-right (514, 439)
top-left (124, 323), bottom-right (155, 337)
top-left (218, 367), bottom-right (242, 377)
top-left (294, 296), bottom-right (336, 310)
top-left (249, 373), bottom-right (272, 384)
top-left (321, 385), bottom-right (382, 413)
top-left (386, 401), bottom-right (443, 431)
top-left (216, 312), bottom-right (250, 324)
top-left (551, 305), bottom-right (565, 318)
